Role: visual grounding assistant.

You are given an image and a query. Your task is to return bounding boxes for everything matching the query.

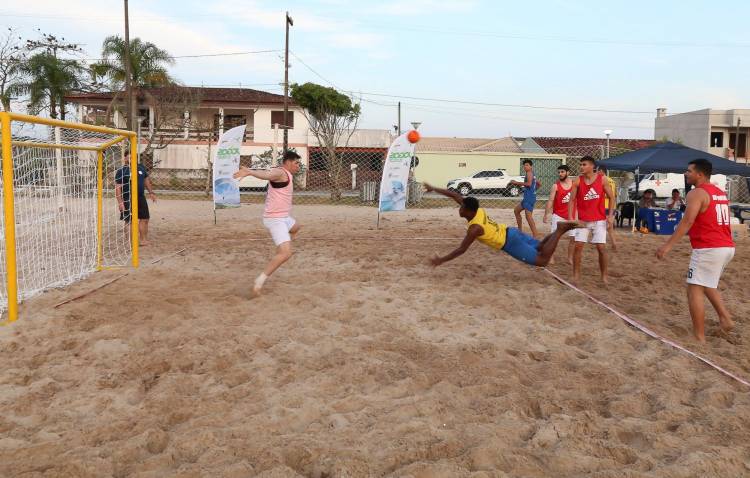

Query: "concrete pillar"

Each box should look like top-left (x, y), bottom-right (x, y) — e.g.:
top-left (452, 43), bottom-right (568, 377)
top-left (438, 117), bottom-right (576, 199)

top-left (656, 108), bottom-right (667, 118)
top-left (183, 110), bottom-right (190, 139)
top-left (218, 107), bottom-right (224, 135)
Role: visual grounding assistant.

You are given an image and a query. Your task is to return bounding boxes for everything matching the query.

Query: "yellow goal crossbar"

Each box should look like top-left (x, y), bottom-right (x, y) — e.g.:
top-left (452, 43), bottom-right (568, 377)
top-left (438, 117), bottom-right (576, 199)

top-left (0, 112), bottom-right (139, 323)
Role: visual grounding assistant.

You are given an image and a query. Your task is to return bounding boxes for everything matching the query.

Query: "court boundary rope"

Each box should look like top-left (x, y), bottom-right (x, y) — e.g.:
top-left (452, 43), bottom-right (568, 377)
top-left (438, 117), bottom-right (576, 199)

top-left (544, 268), bottom-right (750, 388)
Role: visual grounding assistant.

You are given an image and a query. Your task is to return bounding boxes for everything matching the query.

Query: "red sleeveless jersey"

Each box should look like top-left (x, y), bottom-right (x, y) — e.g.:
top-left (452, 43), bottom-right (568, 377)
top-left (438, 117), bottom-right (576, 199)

top-left (576, 174), bottom-right (606, 221)
top-left (688, 183), bottom-right (734, 249)
top-left (553, 181), bottom-right (575, 219)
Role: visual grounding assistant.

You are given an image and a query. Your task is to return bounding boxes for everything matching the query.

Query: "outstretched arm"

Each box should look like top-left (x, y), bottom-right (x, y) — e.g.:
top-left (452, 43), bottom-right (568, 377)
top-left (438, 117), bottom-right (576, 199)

top-left (430, 225), bottom-right (482, 267)
top-left (424, 182), bottom-right (464, 205)
top-left (233, 167), bottom-right (286, 182)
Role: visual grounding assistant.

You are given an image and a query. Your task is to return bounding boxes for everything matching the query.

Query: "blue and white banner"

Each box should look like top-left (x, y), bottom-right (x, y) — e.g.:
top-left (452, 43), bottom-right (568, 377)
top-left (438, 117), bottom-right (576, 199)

top-left (378, 132), bottom-right (416, 212)
top-left (213, 124), bottom-right (246, 209)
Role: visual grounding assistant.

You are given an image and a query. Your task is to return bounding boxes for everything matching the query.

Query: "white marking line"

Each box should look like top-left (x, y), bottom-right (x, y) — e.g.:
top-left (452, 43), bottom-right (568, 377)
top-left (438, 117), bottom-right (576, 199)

top-left (544, 268), bottom-right (750, 388)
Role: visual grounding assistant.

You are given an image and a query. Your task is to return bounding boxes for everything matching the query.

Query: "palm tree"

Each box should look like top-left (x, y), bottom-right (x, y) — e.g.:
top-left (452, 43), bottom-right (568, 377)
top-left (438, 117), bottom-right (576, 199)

top-left (13, 52), bottom-right (84, 119)
top-left (92, 36), bottom-right (176, 129)
top-left (93, 35), bottom-right (175, 89)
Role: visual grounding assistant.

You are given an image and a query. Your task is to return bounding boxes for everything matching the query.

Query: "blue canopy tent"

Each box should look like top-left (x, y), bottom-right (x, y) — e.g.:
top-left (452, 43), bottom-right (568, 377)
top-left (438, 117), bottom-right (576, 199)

top-left (602, 142), bottom-right (750, 228)
top-left (603, 141), bottom-right (750, 176)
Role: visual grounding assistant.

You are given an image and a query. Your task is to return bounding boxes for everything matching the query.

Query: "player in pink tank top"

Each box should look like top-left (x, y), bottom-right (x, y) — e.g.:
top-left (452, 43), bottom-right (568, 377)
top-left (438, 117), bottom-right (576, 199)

top-left (656, 159), bottom-right (736, 344)
top-left (234, 151), bottom-right (302, 296)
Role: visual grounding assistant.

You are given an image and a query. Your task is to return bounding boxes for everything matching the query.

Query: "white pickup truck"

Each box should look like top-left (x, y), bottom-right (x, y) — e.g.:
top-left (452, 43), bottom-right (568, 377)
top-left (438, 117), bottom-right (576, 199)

top-left (446, 169), bottom-right (527, 196)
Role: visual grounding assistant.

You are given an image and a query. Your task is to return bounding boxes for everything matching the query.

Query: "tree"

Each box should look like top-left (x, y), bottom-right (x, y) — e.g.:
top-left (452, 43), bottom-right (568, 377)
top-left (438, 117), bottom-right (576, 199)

top-left (0, 28), bottom-right (26, 112)
top-left (14, 52), bottom-right (84, 119)
top-left (290, 82), bottom-right (360, 200)
top-left (137, 86), bottom-right (201, 167)
top-left (92, 36), bottom-right (175, 129)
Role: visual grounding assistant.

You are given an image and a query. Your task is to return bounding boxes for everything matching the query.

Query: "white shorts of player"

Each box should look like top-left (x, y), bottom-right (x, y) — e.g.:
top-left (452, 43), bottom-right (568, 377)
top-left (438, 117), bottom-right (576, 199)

top-left (263, 216), bottom-right (296, 246)
top-left (574, 219), bottom-right (607, 244)
top-left (687, 247), bottom-right (735, 289)
top-left (550, 213), bottom-right (576, 238)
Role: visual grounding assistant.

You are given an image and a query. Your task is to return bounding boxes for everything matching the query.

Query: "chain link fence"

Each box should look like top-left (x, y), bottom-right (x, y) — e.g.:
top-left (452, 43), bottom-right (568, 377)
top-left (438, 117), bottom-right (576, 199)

top-left (143, 137), bottom-right (750, 220)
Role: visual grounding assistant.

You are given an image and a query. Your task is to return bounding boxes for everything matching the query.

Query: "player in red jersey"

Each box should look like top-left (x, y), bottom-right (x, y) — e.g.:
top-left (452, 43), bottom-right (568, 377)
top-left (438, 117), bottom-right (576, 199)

top-left (568, 157), bottom-right (616, 284)
top-left (543, 164), bottom-right (576, 264)
top-left (657, 159), bottom-right (735, 343)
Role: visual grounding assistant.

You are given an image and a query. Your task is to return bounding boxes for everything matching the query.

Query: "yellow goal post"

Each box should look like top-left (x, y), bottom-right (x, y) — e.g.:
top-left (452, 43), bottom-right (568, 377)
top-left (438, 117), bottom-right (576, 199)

top-left (0, 112), bottom-right (139, 323)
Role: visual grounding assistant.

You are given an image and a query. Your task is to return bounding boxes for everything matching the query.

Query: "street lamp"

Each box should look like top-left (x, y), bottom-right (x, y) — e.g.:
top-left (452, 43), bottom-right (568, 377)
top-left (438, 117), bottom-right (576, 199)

top-left (603, 129), bottom-right (613, 159)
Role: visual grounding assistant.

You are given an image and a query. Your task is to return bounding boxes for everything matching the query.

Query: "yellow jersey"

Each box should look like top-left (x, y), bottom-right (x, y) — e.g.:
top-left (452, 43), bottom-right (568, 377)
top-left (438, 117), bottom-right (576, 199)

top-left (604, 175), bottom-right (616, 209)
top-left (468, 208), bottom-right (507, 250)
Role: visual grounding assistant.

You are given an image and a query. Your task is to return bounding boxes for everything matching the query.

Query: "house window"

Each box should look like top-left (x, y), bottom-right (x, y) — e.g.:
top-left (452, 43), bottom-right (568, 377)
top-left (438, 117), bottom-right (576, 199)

top-left (711, 132), bottom-right (724, 148)
top-left (213, 114), bottom-right (247, 135)
top-left (138, 108), bottom-right (149, 128)
top-left (458, 162), bottom-right (467, 167)
top-left (85, 106), bottom-right (109, 126)
top-left (271, 110), bottom-right (294, 129)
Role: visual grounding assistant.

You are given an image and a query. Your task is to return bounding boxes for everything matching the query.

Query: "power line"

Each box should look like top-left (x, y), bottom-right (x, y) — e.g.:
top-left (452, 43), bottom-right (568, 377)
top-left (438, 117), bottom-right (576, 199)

top-left (405, 104), bottom-right (652, 130)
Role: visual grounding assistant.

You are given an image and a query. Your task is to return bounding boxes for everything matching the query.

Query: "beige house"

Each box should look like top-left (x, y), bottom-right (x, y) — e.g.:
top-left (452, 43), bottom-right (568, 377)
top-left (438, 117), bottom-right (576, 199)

top-left (65, 87), bottom-right (310, 171)
top-left (655, 108), bottom-right (750, 162)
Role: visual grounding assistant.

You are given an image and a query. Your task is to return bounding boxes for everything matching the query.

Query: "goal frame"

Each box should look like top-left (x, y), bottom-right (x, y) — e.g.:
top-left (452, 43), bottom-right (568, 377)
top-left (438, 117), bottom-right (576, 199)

top-left (0, 112), bottom-right (139, 323)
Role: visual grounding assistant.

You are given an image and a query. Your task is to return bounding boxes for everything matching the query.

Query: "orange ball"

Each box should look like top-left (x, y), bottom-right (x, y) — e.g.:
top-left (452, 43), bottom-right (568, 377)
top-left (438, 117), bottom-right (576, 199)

top-left (407, 130), bottom-right (420, 144)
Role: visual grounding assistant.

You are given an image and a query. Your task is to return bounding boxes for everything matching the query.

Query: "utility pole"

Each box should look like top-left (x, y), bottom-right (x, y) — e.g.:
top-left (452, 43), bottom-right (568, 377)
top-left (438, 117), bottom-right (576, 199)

top-left (734, 117), bottom-right (742, 161)
top-left (283, 11), bottom-right (293, 153)
top-left (397, 102), bottom-right (401, 135)
top-left (123, 0), bottom-right (134, 132)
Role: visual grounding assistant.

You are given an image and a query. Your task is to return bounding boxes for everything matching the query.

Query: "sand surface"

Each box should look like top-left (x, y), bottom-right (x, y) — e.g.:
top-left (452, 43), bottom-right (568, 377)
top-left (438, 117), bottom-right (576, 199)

top-left (1, 200), bottom-right (749, 477)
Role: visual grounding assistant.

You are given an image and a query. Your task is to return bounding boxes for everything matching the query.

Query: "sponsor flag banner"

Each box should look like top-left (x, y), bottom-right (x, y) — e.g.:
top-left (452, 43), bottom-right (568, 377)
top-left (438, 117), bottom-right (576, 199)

top-left (212, 124), bottom-right (246, 209)
top-left (379, 132), bottom-right (416, 212)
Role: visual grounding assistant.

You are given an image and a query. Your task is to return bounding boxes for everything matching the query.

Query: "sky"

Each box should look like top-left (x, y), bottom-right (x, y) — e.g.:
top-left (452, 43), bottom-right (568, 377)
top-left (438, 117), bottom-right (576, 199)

top-left (3, 0), bottom-right (750, 139)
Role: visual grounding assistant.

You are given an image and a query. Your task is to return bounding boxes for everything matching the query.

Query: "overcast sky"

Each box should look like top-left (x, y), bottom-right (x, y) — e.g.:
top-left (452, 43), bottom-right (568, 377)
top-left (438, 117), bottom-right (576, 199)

top-left (4, 0), bottom-right (749, 139)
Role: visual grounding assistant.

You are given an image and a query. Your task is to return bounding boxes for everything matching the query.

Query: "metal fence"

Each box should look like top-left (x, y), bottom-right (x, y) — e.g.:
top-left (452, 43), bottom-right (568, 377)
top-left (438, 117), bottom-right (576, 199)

top-left (144, 141), bottom-right (750, 217)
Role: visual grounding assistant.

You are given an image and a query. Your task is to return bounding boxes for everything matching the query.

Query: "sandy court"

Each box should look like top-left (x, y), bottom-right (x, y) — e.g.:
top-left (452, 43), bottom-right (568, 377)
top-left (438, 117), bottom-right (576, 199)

top-left (1, 199), bottom-right (749, 477)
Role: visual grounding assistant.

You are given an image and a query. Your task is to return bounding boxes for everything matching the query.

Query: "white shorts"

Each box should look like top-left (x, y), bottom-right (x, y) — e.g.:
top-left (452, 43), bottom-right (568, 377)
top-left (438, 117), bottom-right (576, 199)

top-left (551, 214), bottom-right (576, 238)
top-left (263, 216), bottom-right (296, 246)
top-left (574, 220), bottom-right (607, 244)
top-left (687, 247), bottom-right (735, 288)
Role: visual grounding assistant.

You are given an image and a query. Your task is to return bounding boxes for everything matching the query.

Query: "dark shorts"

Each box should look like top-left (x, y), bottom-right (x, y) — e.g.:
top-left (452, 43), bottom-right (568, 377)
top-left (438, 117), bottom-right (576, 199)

top-left (121, 195), bottom-right (149, 223)
top-left (502, 227), bottom-right (540, 266)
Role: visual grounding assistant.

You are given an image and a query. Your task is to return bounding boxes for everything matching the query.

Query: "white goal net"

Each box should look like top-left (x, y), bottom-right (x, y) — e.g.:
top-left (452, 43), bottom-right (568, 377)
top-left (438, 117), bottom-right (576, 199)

top-left (0, 114), bottom-right (136, 321)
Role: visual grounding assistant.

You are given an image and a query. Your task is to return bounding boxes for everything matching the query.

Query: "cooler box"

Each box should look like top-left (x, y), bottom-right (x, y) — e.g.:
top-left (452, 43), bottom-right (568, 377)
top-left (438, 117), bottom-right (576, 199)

top-left (652, 210), bottom-right (682, 235)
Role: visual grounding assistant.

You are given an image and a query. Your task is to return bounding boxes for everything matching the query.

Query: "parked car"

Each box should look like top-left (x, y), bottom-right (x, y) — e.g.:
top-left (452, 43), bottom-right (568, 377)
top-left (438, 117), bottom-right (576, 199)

top-left (238, 169), bottom-right (269, 191)
top-left (446, 169), bottom-right (527, 196)
top-left (628, 172), bottom-right (727, 199)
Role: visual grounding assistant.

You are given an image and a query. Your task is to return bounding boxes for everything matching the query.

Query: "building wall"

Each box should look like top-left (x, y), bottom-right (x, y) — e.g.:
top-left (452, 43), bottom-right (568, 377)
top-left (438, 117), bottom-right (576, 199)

top-left (413, 152), bottom-right (563, 186)
top-left (654, 109), bottom-right (711, 152)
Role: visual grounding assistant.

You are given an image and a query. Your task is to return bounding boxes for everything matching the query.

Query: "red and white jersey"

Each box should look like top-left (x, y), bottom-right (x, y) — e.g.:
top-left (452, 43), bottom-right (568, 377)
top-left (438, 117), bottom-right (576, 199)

top-left (553, 181), bottom-right (575, 219)
top-left (575, 174), bottom-right (606, 222)
top-left (688, 183), bottom-right (734, 249)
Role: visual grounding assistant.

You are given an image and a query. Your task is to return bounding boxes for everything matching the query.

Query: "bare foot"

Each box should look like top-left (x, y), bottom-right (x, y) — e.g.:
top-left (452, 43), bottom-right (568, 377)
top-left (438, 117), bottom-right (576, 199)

top-left (251, 285), bottom-right (263, 298)
top-left (567, 257), bottom-right (574, 266)
top-left (694, 333), bottom-right (707, 344)
top-left (719, 317), bottom-right (735, 333)
top-left (601, 275), bottom-right (609, 286)
top-left (140, 240), bottom-right (150, 247)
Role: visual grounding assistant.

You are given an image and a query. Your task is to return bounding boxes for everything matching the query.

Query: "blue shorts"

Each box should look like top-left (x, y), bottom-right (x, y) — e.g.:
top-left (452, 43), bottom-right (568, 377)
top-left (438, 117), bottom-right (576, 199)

top-left (521, 192), bottom-right (536, 212)
top-left (502, 227), bottom-right (540, 266)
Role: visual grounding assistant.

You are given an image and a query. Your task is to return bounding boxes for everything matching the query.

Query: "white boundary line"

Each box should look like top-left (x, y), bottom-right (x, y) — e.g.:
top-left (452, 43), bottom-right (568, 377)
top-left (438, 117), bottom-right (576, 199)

top-left (544, 268), bottom-right (750, 388)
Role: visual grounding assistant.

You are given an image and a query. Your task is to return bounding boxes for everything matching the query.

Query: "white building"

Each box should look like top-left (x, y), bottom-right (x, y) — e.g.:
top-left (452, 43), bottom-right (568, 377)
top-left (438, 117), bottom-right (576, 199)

top-left (655, 108), bottom-right (750, 162)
